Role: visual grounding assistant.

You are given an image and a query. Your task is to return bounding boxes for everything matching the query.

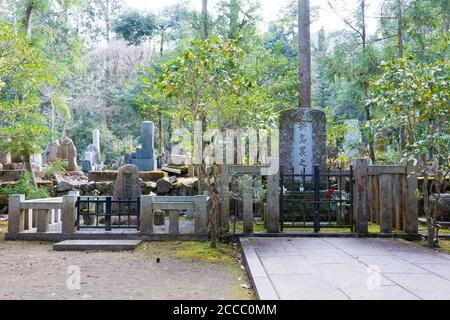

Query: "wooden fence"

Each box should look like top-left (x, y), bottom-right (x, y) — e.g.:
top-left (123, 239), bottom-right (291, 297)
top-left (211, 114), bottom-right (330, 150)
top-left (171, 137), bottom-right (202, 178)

top-left (353, 159), bottom-right (418, 235)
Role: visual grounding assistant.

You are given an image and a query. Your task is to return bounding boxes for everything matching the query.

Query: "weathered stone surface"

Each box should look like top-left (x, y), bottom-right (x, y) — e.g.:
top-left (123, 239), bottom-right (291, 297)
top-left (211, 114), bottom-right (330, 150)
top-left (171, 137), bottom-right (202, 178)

top-left (0, 151), bottom-right (11, 165)
top-left (141, 181), bottom-right (157, 194)
top-left (45, 140), bottom-right (60, 164)
top-left (156, 177), bottom-right (173, 195)
top-left (0, 170), bottom-right (21, 182)
top-left (139, 170), bottom-right (167, 182)
top-left (58, 138), bottom-right (78, 171)
top-left (94, 181), bottom-right (114, 195)
top-left (127, 121), bottom-right (157, 171)
top-left (80, 181), bottom-right (95, 194)
top-left (56, 181), bottom-right (75, 193)
top-left (154, 210), bottom-right (165, 226)
top-left (88, 171), bottom-right (117, 182)
top-left (81, 160), bottom-right (92, 174)
top-left (113, 165), bottom-right (141, 200)
top-left (3, 163), bottom-right (18, 170)
top-left (279, 108), bottom-right (326, 174)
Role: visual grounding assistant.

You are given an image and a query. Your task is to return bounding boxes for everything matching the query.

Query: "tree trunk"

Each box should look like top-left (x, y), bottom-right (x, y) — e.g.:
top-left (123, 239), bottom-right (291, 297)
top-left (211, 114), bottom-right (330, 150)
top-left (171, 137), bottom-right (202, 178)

top-left (158, 112), bottom-right (164, 155)
top-left (397, 0), bottom-right (403, 59)
top-left (25, 154), bottom-right (37, 189)
top-left (160, 31), bottom-right (164, 58)
top-left (298, 0), bottom-right (311, 108)
top-left (201, 0), bottom-right (208, 40)
top-left (23, 3), bottom-right (33, 38)
top-left (229, 0), bottom-right (239, 40)
top-left (360, 0), bottom-right (376, 164)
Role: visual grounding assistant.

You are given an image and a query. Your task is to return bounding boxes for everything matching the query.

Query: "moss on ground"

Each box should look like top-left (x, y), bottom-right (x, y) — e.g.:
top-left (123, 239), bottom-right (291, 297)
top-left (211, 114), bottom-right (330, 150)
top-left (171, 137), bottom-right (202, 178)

top-left (419, 225), bottom-right (450, 235)
top-left (412, 239), bottom-right (450, 255)
top-left (136, 240), bottom-right (255, 300)
top-left (230, 219), bottom-right (266, 234)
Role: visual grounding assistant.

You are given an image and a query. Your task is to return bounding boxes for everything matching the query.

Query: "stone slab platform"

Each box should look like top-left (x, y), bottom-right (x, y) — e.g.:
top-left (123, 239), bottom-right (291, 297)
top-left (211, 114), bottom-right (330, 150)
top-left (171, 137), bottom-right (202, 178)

top-left (53, 240), bottom-right (142, 251)
top-left (240, 237), bottom-right (450, 300)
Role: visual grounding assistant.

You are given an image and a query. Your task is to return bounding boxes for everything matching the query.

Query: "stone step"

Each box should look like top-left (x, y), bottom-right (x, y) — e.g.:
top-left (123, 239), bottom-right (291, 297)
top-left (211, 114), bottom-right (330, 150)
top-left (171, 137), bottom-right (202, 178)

top-left (53, 240), bottom-right (142, 251)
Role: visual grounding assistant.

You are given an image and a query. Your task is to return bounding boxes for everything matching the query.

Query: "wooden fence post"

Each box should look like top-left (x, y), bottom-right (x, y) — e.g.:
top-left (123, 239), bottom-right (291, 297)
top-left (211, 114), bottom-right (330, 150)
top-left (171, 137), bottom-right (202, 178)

top-left (266, 160), bottom-right (280, 233)
top-left (62, 195), bottom-right (77, 234)
top-left (140, 195), bottom-right (153, 234)
top-left (353, 159), bottom-right (368, 236)
top-left (219, 164), bottom-right (230, 231)
top-left (379, 174), bottom-right (393, 233)
top-left (243, 176), bottom-right (253, 234)
top-left (7, 194), bottom-right (25, 235)
top-left (404, 161), bottom-right (419, 235)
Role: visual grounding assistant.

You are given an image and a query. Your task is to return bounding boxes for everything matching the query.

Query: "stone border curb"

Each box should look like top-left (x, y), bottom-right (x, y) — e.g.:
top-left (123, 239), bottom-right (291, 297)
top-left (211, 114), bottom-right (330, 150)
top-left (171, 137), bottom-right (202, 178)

top-left (239, 237), bottom-right (279, 300)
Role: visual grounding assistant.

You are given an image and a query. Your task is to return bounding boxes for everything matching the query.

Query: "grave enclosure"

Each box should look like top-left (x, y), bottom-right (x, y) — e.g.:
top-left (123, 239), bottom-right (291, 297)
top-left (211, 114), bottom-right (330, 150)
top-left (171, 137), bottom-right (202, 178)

top-left (4, 115), bottom-right (420, 241)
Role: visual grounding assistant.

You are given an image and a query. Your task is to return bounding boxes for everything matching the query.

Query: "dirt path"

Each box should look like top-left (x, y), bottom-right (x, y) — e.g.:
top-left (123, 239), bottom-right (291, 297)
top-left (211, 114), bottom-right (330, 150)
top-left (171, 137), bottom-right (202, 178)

top-left (0, 238), bottom-right (254, 300)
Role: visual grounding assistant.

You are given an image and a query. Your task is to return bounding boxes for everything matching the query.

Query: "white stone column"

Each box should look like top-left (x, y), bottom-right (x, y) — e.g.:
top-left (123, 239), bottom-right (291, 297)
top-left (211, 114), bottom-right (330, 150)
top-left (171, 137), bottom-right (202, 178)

top-left (92, 129), bottom-right (100, 158)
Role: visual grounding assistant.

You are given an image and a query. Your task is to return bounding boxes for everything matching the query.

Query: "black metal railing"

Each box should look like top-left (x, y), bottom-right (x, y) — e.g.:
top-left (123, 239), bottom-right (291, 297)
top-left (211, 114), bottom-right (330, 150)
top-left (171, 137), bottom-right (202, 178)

top-left (280, 165), bottom-right (354, 232)
top-left (76, 197), bottom-right (141, 231)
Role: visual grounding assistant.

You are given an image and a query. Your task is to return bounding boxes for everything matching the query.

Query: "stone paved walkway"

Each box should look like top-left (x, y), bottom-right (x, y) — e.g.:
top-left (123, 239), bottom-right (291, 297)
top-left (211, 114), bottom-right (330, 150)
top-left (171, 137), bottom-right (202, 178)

top-left (241, 237), bottom-right (450, 300)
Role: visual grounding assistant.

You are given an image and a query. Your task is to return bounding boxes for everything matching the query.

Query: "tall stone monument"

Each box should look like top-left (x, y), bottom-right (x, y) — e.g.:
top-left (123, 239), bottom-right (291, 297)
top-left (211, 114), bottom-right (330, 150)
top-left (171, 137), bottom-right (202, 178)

top-left (126, 121), bottom-right (157, 171)
top-left (92, 129), bottom-right (100, 159)
top-left (280, 109), bottom-right (326, 174)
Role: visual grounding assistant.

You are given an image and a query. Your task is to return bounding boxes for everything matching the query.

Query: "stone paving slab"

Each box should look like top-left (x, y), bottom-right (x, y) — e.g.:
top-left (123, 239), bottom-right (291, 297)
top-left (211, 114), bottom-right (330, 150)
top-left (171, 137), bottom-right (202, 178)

top-left (53, 240), bottom-right (142, 251)
top-left (240, 237), bottom-right (450, 300)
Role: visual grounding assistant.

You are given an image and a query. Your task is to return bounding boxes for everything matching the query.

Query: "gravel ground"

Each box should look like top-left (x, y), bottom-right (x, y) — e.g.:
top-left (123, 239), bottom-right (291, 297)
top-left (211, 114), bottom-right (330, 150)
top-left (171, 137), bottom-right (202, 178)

top-left (0, 236), bottom-right (254, 300)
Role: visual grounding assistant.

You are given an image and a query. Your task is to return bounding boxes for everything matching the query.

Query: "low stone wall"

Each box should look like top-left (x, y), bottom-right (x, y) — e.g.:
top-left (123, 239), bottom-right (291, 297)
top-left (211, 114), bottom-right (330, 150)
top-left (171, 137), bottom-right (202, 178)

top-left (0, 170), bottom-right (22, 182)
top-left (88, 170), bottom-right (167, 182)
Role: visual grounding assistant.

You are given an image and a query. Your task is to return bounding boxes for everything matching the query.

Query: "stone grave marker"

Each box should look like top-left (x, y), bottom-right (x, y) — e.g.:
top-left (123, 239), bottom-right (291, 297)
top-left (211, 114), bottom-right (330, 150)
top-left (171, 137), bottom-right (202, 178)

top-left (280, 108), bottom-right (326, 174)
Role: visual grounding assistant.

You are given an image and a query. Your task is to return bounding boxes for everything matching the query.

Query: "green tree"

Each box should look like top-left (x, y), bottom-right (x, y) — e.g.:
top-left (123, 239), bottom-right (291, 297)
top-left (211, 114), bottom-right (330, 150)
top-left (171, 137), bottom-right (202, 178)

top-left (370, 58), bottom-right (449, 248)
top-left (0, 22), bottom-right (50, 187)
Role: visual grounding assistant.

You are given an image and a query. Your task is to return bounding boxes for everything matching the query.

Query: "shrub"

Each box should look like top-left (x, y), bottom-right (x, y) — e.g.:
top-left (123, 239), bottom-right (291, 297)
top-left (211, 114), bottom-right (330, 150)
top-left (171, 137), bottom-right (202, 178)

top-left (0, 172), bottom-right (50, 200)
top-left (45, 159), bottom-right (68, 176)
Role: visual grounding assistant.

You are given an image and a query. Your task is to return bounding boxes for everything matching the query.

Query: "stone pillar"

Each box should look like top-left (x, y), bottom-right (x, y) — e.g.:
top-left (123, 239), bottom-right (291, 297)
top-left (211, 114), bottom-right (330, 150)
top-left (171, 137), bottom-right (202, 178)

top-left (92, 129), bottom-right (100, 159)
top-left (7, 195), bottom-right (25, 235)
top-left (280, 108), bottom-right (326, 175)
top-left (266, 158), bottom-right (280, 233)
top-left (37, 209), bottom-right (50, 233)
top-left (140, 195), bottom-right (154, 234)
top-left (353, 159), bottom-right (368, 236)
top-left (194, 195), bottom-right (207, 234)
top-left (404, 161), bottom-right (419, 235)
top-left (62, 195), bottom-right (77, 234)
top-left (169, 210), bottom-right (179, 234)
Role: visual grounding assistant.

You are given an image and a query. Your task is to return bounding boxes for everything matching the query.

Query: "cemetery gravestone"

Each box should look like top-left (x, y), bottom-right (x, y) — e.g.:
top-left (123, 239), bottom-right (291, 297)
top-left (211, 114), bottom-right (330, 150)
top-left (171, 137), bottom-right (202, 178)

top-left (125, 121), bottom-right (157, 171)
top-left (58, 138), bottom-right (78, 171)
top-left (279, 108), bottom-right (326, 174)
top-left (113, 165), bottom-right (141, 200)
top-left (45, 140), bottom-right (60, 164)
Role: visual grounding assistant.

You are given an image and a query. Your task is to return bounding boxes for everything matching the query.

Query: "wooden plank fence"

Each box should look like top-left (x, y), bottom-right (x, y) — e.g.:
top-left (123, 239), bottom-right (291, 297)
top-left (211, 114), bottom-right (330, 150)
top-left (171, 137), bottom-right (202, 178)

top-left (353, 159), bottom-right (418, 235)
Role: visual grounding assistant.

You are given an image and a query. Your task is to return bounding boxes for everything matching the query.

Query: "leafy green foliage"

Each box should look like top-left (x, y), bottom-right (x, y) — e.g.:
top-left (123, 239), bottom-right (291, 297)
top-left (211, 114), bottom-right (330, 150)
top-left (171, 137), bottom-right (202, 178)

top-left (370, 58), bottom-right (449, 164)
top-left (114, 10), bottom-right (157, 46)
top-left (45, 159), bottom-right (68, 176)
top-left (0, 22), bottom-right (50, 173)
top-left (0, 172), bottom-right (50, 200)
